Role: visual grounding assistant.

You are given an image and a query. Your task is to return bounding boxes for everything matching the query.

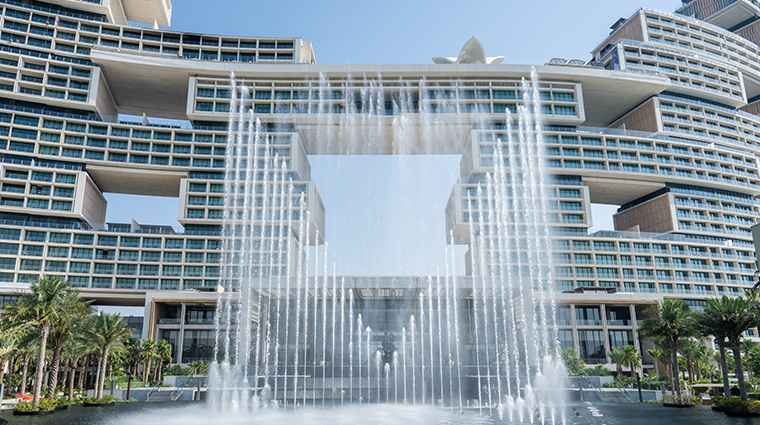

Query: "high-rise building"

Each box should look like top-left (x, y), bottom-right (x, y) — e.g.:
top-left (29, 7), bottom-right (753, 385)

top-left (0, 0), bottom-right (756, 372)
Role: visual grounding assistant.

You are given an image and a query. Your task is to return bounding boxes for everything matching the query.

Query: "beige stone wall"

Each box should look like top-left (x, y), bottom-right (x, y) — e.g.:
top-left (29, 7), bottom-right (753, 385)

top-left (593, 13), bottom-right (643, 58)
top-left (613, 193), bottom-right (674, 233)
top-left (79, 172), bottom-right (107, 225)
top-left (610, 98), bottom-right (659, 133)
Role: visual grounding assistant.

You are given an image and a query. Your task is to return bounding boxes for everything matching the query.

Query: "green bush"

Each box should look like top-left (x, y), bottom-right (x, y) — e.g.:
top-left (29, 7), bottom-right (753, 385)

top-left (55, 396), bottom-right (69, 407)
top-left (164, 365), bottom-right (192, 376)
top-left (81, 395), bottom-right (116, 404)
top-left (721, 398), bottom-right (760, 415)
top-left (14, 401), bottom-right (36, 413)
top-left (14, 398), bottom-right (57, 412)
top-left (663, 394), bottom-right (699, 406)
top-left (586, 364), bottom-right (610, 376)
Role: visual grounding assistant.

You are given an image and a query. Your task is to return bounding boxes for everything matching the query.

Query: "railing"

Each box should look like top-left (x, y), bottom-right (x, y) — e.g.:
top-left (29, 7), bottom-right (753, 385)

top-left (618, 382), bottom-right (634, 402)
top-left (580, 371), bottom-right (604, 399)
top-left (171, 370), bottom-right (196, 401)
top-left (145, 380), bottom-right (162, 401)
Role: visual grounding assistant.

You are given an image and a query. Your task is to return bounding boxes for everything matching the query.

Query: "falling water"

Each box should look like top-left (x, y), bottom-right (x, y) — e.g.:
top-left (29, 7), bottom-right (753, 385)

top-left (208, 71), bottom-right (567, 423)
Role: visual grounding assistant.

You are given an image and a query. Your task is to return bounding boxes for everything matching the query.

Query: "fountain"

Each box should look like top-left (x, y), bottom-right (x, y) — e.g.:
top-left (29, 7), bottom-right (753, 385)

top-left (205, 70), bottom-right (568, 423)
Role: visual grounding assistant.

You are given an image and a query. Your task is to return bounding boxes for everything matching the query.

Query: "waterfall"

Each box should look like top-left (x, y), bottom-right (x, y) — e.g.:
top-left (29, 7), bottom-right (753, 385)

top-left (207, 70), bottom-right (566, 423)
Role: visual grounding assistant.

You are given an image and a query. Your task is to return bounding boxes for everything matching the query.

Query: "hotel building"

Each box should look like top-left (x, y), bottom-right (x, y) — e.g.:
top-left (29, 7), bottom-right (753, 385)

top-left (0, 0), bottom-right (755, 372)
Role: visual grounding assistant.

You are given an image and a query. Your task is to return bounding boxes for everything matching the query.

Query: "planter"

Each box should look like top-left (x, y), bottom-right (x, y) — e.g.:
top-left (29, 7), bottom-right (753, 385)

top-left (663, 403), bottom-right (695, 408)
top-left (55, 405), bottom-right (69, 410)
top-left (13, 409), bottom-right (55, 416)
top-left (725, 411), bottom-right (760, 417)
top-left (83, 401), bottom-right (116, 407)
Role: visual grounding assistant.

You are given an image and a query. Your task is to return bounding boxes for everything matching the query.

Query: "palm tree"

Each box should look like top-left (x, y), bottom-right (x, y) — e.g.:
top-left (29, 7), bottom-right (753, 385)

top-left (741, 340), bottom-right (758, 384)
top-left (746, 346), bottom-right (760, 386)
top-left (14, 331), bottom-right (37, 396)
top-left (141, 339), bottom-right (157, 385)
top-left (610, 347), bottom-right (627, 378)
top-left (638, 299), bottom-right (695, 396)
top-left (648, 349), bottom-right (663, 376)
top-left (624, 345), bottom-right (642, 378)
top-left (696, 295), bottom-right (760, 401)
top-left (45, 291), bottom-right (90, 398)
top-left (697, 313), bottom-right (732, 397)
top-left (89, 313), bottom-right (132, 399)
top-left (2, 275), bottom-right (72, 406)
top-left (154, 339), bottom-right (173, 382)
top-left (0, 334), bottom-right (17, 397)
top-left (679, 339), bottom-right (707, 384)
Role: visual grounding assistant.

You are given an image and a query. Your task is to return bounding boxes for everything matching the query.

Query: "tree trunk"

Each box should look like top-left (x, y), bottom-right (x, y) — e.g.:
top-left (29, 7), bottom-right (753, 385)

top-left (730, 341), bottom-right (748, 401)
top-left (0, 356), bottom-right (6, 398)
top-left (20, 355), bottom-right (30, 394)
top-left (108, 363), bottom-right (113, 396)
top-left (665, 356), bottom-right (675, 395)
top-left (94, 356), bottom-right (102, 394)
top-left (77, 356), bottom-right (87, 390)
top-left (670, 339), bottom-right (681, 396)
top-left (46, 343), bottom-right (63, 398)
top-left (96, 344), bottom-right (110, 399)
top-left (695, 360), bottom-right (702, 381)
top-left (153, 360), bottom-right (160, 382)
top-left (144, 358), bottom-right (152, 385)
top-left (687, 360), bottom-right (694, 384)
top-left (59, 359), bottom-right (68, 396)
top-left (32, 322), bottom-right (50, 406)
top-left (68, 359), bottom-right (77, 402)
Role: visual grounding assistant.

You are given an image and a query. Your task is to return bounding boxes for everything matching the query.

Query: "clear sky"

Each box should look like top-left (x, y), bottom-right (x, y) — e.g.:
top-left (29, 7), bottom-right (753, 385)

top-left (104, 0), bottom-right (682, 279)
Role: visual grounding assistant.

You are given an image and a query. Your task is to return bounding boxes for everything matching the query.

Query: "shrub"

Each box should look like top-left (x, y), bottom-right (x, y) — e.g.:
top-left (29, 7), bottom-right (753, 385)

top-left (15, 398), bottom-right (57, 412)
top-left (663, 394), bottom-right (699, 406)
top-left (81, 394), bottom-right (116, 404)
top-left (55, 396), bottom-right (69, 407)
top-left (37, 398), bottom-right (57, 411)
top-left (14, 401), bottom-right (35, 412)
top-left (164, 365), bottom-right (192, 376)
top-left (586, 364), bottom-right (610, 376)
top-left (722, 398), bottom-right (760, 415)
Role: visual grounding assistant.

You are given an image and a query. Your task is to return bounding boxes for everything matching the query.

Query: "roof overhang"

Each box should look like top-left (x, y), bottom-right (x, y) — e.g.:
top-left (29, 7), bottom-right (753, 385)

top-left (118, 0), bottom-right (172, 27)
top-left (90, 48), bottom-right (671, 138)
top-left (700, 0), bottom-right (760, 30)
top-left (86, 164), bottom-right (185, 197)
top-left (43, 0), bottom-right (171, 27)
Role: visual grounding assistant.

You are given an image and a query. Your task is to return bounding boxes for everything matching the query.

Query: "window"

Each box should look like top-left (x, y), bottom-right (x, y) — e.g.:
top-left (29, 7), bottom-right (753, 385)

top-left (118, 250), bottom-right (138, 261)
top-left (98, 236), bottom-right (117, 246)
top-left (165, 239), bottom-right (184, 249)
top-left (163, 252), bottom-right (182, 262)
top-left (47, 246), bottom-right (68, 257)
top-left (69, 262), bottom-right (90, 273)
top-left (73, 234), bottom-right (93, 245)
top-left (94, 263), bottom-right (114, 274)
top-left (117, 264), bottom-right (137, 275)
top-left (163, 265), bottom-right (181, 276)
top-left (140, 265), bottom-right (159, 276)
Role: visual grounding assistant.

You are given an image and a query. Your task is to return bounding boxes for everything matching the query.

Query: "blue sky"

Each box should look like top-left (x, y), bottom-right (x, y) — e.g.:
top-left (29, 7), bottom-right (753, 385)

top-left (104, 0), bottom-right (683, 278)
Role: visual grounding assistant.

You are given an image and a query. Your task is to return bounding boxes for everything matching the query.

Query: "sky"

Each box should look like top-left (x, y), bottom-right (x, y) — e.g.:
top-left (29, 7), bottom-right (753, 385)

top-left (104, 0), bottom-right (683, 280)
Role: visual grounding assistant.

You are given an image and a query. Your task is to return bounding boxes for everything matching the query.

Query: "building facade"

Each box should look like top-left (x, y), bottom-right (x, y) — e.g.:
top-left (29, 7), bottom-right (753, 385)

top-left (0, 0), bottom-right (755, 371)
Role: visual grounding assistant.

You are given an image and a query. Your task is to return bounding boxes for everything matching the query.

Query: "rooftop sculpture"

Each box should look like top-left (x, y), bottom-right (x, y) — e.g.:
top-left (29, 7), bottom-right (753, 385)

top-left (432, 36), bottom-right (505, 64)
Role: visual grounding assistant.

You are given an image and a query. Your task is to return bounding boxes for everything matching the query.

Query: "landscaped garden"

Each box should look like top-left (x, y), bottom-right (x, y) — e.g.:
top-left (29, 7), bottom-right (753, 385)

top-left (0, 275), bottom-right (172, 415)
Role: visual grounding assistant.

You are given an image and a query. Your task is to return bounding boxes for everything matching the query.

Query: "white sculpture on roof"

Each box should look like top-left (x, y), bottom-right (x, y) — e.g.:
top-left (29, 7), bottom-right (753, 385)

top-left (432, 36), bottom-right (505, 65)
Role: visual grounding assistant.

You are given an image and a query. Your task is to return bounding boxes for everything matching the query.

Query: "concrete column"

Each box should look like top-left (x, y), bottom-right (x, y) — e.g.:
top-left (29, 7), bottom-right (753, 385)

top-left (570, 304), bottom-right (579, 354)
top-left (630, 304), bottom-right (640, 352)
top-left (601, 303), bottom-right (611, 364)
top-left (177, 303), bottom-right (187, 364)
